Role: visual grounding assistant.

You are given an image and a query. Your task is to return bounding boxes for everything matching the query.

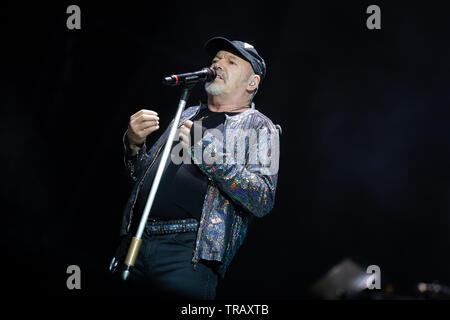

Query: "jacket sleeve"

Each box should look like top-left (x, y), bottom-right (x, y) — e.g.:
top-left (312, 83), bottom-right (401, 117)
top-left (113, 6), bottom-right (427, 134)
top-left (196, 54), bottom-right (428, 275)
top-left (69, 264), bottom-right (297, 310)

top-left (123, 115), bottom-right (180, 183)
top-left (123, 130), bottom-right (152, 183)
top-left (190, 118), bottom-right (280, 218)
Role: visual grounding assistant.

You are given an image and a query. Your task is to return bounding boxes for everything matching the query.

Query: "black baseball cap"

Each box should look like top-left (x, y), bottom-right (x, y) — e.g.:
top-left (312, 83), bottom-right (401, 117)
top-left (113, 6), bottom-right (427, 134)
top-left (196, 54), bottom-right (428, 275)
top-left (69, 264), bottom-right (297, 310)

top-left (204, 36), bottom-right (266, 81)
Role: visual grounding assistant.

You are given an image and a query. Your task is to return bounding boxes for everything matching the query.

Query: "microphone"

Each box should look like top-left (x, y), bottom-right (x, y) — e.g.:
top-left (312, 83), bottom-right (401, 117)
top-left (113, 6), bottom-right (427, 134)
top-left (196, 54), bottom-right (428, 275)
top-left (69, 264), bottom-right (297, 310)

top-left (162, 67), bottom-right (216, 86)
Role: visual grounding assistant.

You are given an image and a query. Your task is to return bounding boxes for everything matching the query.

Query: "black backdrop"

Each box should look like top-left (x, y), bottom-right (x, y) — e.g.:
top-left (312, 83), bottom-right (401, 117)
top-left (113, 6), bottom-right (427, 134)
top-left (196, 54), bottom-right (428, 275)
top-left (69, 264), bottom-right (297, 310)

top-left (2, 1), bottom-right (450, 299)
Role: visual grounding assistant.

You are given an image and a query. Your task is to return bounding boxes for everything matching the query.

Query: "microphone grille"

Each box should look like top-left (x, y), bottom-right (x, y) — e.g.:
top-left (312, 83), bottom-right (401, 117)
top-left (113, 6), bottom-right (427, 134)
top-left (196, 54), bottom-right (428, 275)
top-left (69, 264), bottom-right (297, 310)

top-left (205, 67), bottom-right (217, 82)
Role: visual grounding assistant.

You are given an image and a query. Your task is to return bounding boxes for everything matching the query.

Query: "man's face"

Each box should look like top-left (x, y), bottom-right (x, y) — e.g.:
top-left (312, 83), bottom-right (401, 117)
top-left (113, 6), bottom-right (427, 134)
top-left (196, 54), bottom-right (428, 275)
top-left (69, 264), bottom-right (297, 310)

top-left (205, 50), bottom-right (253, 97)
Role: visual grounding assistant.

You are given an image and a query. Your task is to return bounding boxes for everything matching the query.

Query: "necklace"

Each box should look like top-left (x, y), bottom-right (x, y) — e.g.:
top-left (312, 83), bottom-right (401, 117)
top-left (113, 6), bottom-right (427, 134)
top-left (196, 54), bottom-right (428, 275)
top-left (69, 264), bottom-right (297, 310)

top-left (197, 105), bottom-right (250, 121)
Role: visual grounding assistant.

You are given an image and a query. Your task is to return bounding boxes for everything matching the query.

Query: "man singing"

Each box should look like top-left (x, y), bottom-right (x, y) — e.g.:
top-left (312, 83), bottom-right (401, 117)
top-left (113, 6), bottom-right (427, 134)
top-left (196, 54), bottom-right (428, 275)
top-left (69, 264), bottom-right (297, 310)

top-left (110, 36), bottom-right (281, 299)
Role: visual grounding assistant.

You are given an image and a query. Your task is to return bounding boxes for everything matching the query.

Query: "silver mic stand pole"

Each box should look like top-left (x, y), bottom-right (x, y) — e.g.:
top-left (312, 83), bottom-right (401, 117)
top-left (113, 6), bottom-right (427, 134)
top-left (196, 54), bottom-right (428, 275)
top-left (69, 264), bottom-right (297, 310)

top-left (121, 85), bottom-right (193, 281)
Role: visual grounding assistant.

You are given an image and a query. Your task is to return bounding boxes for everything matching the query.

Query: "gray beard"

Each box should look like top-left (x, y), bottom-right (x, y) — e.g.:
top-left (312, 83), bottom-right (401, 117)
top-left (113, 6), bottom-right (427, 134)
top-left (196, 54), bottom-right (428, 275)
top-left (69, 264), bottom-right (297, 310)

top-left (204, 81), bottom-right (224, 96)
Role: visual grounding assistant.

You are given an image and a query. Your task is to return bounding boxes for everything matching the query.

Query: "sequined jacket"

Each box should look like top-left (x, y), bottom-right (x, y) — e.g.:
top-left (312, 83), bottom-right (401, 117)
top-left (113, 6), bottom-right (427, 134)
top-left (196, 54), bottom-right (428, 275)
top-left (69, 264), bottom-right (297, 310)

top-left (120, 103), bottom-right (280, 277)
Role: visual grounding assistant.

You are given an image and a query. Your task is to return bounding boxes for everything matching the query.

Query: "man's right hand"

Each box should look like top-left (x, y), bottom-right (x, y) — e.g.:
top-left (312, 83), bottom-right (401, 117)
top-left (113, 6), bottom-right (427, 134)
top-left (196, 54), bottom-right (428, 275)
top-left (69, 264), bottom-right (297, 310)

top-left (127, 109), bottom-right (160, 154)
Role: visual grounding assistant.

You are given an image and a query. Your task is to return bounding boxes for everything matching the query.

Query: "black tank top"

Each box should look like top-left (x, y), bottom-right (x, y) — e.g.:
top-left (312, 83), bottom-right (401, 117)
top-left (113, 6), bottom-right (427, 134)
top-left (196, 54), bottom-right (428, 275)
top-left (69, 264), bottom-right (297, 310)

top-left (132, 106), bottom-right (239, 225)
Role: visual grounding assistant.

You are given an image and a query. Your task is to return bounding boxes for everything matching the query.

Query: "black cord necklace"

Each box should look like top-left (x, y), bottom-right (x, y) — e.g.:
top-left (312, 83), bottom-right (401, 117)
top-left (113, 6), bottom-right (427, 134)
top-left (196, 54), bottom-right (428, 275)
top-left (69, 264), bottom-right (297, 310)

top-left (197, 105), bottom-right (250, 121)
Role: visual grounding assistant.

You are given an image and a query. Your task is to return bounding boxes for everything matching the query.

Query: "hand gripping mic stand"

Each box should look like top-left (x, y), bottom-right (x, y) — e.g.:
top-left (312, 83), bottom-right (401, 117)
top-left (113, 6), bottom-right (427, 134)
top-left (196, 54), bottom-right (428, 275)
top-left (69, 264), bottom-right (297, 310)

top-left (121, 69), bottom-right (215, 281)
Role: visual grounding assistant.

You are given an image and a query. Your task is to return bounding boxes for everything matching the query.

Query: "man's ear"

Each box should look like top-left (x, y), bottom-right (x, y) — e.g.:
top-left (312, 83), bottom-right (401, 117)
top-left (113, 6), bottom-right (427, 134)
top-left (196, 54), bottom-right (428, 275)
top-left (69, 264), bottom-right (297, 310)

top-left (247, 75), bottom-right (260, 93)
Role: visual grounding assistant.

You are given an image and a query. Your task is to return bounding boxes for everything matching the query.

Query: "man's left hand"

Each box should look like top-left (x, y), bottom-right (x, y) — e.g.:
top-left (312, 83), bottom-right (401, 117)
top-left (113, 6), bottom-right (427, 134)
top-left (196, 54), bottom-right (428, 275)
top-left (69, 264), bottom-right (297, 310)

top-left (179, 120), bottom-right (193, 151)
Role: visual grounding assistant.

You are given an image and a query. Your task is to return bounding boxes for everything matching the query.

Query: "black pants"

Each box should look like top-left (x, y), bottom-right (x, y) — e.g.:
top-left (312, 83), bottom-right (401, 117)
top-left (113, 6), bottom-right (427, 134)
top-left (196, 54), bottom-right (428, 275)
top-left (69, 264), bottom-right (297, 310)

top-left (113, 231), bottom-right (219, 300)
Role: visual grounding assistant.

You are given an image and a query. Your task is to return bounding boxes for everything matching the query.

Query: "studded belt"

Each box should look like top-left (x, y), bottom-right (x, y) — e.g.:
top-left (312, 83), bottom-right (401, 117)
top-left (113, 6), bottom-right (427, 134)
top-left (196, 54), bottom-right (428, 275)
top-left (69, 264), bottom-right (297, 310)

top-left (145, 218), bottom-right (199, 235)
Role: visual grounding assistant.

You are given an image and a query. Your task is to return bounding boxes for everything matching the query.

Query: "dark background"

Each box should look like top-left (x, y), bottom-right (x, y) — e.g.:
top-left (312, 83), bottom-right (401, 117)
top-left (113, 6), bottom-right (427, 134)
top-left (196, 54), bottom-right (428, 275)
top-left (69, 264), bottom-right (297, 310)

top-left (1, 1), bottom-right (450, 299)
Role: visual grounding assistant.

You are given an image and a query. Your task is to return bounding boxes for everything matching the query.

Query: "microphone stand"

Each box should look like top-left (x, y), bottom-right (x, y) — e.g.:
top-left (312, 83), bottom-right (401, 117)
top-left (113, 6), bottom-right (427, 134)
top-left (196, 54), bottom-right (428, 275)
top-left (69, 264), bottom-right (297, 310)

top-left (121, 82), bottom-right (195, 281)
